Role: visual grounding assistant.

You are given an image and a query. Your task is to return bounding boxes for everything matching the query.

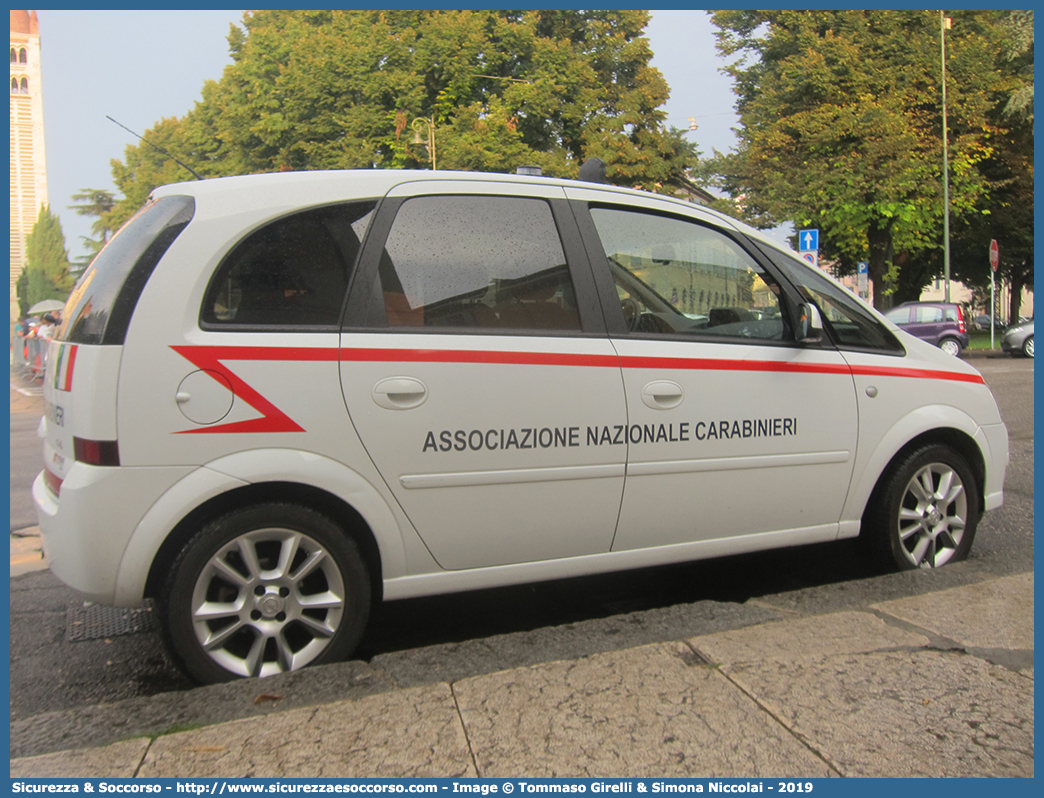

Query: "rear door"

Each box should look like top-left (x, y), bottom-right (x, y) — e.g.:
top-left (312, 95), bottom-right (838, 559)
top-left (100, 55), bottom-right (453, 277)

top-left (567, 189), bottom-right (860, 552)
top-left (339, 181), bottom-right (627, 571)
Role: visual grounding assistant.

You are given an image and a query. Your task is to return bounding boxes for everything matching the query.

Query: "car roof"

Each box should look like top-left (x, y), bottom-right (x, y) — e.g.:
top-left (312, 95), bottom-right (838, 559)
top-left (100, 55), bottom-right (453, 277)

top-left (150, 168), bottom-right (798, 258)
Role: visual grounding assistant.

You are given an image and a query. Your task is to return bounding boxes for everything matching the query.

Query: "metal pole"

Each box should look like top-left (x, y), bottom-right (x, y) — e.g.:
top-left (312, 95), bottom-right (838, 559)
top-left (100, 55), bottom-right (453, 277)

top-left (990, 270), bottom-right (996, 349)
top-left (940, 12), bottom-right (951, 303)
top-left (429, 116), bottom-right (436, 172)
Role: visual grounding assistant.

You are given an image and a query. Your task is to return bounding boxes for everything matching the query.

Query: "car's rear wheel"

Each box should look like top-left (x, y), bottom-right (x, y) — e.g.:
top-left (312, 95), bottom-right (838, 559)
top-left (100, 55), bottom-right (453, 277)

top-left (938, 337), bottom-right (962, 356)
top-left (863, 444), bottom-right (979, 571)
top-left (1022, 335), bottom-right (1033, 358)
top-left (161, 503), bottom-right (370, 684)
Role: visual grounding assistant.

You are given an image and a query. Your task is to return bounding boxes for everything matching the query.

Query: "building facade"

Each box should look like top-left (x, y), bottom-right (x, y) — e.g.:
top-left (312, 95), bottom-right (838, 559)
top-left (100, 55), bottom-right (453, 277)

top-left (10, 9), bottom-right (48, 319)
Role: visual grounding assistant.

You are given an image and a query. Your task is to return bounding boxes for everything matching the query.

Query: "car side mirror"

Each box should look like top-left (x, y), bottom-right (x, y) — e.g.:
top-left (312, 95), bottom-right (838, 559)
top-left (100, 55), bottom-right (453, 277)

top-left (797, 302), bottom-right (824, 343)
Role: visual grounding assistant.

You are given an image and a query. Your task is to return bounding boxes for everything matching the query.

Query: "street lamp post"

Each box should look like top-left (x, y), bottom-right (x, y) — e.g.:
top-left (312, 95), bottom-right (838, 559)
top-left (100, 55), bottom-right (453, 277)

top-left (411, 116), bottom-right (436, 171)
top-left (940, 12), bottom-right (951, 303)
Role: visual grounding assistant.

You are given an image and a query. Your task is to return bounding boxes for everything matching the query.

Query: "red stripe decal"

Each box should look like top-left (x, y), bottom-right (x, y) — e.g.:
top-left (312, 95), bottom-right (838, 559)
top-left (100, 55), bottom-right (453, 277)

top-left (615, 355), bottom-right (854, 376)
top-left (847, 364), bottom-right (985, 384)
top-left (170, 344), bottom-right (984, 435)
top-left (340, 347), bottom-right (620, 369)
top-left (170, 346), bottom-right (336, 434)
top-left (63, 344), bottom-right (78, 392)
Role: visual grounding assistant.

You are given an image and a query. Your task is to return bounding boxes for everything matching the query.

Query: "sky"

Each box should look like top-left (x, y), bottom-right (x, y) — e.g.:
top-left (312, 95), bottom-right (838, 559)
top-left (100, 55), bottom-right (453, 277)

top-left (35, 9), bottom-right (748, 263)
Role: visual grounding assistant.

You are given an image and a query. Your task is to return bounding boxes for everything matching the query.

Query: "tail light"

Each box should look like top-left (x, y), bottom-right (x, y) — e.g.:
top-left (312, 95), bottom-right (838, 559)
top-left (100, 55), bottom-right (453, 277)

top-left (73, 437), bottom-right (120, 467)
top-left (43, 467), bottom-right (63, 497)
top-left (957, 306), bottom-right (966, 334)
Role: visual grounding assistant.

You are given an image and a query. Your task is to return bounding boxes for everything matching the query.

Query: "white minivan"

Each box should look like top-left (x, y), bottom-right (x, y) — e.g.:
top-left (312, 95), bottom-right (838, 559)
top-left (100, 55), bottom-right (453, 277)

top-left (34, 169), bottom-right (1008, 684)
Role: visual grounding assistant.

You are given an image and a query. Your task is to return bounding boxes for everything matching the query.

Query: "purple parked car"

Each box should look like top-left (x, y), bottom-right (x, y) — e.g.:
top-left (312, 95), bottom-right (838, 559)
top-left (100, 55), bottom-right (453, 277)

top-left (884, 302), bottom-right (969, 356)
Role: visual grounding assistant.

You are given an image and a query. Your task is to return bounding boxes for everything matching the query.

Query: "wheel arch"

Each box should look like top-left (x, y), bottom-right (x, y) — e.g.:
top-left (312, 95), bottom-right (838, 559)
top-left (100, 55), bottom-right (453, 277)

top-left (143, 481), bottom-right (385, 607)
top-left (113, 449), bottom-right (408, 608)
top-left (858, 426), bottom-right (986, 533)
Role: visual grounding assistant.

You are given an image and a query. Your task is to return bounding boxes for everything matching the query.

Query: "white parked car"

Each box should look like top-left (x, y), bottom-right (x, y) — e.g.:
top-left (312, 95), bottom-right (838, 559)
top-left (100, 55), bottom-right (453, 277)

top-left (35, 169), bottom-right (1008, 684)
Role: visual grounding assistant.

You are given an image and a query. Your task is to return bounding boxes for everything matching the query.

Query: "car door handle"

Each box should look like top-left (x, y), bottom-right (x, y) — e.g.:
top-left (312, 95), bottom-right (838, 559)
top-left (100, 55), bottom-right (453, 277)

top-left (641, 380), bottom-right (684, 410)
top-left (372, 377), bottom-right (428, 410)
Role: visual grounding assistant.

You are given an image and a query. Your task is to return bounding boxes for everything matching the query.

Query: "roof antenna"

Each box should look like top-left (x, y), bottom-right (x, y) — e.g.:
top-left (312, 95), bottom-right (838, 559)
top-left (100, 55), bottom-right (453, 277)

top-left (578, 157), bottom-right (607, 184)
top-left (106, 115), bottom-right (202, 181)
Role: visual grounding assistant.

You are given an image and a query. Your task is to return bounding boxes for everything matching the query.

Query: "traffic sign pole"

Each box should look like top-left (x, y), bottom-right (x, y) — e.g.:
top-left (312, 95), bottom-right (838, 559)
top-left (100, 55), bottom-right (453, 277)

top-left (799, 229), bottom-right (820, 278)
top-left (990, 240), bottom-right (999, 349)
top-left (856, 261), bottom-right (869, 301)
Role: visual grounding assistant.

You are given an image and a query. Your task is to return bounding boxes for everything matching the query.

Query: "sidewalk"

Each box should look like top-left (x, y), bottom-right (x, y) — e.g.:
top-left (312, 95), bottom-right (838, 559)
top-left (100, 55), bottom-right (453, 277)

top-left (10, 571), bottom-right (1033, 779)
top-left (10, 527), bottom-right (46, 577)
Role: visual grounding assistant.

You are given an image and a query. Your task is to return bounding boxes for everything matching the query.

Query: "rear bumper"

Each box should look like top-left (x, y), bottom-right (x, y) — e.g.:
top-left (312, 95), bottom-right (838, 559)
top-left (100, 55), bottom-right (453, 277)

top-left (33, 463), bottom-right (193, 606)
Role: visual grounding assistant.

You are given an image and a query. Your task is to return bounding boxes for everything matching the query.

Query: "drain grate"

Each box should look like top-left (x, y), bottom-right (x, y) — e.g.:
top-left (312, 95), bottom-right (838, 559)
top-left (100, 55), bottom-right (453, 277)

top-left (66, 600), bottom-right (156, 641)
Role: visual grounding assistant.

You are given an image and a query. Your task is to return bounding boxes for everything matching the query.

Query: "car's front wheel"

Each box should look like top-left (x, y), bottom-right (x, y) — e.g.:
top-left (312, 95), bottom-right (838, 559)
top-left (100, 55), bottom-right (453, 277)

top-left (1022, 335), bottom-right (1033, 358)
top-left (863, 444), bottom-right (979, 571)
top-left (160, 503), bottom-right (371, 684)
top-left (938, 337), bottom-right (962, 356)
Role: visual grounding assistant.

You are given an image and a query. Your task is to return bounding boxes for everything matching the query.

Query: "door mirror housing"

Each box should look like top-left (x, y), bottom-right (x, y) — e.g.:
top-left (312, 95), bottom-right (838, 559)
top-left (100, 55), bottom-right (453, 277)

top-left (798, 302), bottom-right (824, 343)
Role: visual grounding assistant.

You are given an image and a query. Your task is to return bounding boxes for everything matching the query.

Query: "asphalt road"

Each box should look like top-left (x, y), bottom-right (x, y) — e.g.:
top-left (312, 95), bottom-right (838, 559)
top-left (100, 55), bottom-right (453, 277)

top-left (8, 355), bottom-right (1034, 723)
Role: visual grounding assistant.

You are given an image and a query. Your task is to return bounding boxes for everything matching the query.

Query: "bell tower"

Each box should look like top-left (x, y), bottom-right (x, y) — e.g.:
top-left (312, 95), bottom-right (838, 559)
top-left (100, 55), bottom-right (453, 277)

top-left (10, 10), bottom-right (49, 320)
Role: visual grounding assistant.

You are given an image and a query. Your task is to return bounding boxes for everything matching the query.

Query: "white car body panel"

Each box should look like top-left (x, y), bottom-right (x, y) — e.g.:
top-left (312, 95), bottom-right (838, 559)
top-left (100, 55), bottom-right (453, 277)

top-left (339, 333), bottom-right (627, 570)
top-left (33, 464), bottom-right (196, 603)
top-left (608, 339), bottom-right (858, 550)
top-left (33, 169), bottom-right (1009, 663)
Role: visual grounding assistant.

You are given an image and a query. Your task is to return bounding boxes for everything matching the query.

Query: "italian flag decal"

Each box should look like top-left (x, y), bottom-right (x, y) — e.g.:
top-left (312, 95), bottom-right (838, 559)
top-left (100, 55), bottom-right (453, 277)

top-left (51, 343), bottom-right (78, 392)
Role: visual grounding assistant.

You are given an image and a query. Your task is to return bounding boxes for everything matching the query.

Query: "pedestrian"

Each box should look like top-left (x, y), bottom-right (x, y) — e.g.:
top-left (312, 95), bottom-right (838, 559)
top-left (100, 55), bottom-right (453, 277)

top-left (37, 313), bottom-right (56, 341)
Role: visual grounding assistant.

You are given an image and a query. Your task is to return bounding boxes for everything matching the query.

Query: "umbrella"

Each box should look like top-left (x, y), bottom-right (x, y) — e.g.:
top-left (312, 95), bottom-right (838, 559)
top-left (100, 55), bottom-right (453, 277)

top-left (28, 299), bottom-right (66, 314)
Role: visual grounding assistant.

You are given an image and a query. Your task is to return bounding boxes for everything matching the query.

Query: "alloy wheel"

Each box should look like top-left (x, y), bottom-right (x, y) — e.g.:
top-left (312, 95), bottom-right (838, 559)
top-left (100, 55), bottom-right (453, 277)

top-left (895, 462), bottom-right (968, 568)
top-left (190, 527), bottom-right (346, 678)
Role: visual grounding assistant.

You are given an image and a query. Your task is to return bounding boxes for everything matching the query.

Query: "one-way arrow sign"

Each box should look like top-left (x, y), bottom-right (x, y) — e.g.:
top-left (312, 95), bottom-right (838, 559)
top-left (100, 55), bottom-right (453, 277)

top-left (799, 229), bottom-right (819, 252)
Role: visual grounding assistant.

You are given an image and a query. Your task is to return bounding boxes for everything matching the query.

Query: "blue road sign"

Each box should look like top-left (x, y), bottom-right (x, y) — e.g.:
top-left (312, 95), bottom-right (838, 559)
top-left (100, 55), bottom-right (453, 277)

top-left (799, 229), bottom-right (819, 252)
top-left (857, 261), bottom-right (868, 275)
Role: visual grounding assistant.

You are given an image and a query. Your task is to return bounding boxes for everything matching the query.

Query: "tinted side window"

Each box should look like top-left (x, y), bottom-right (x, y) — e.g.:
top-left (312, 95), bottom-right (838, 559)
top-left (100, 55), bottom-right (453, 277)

top-left (589, 207), bottom-right (787, 341)
top-left (58, 195), bottom-right (195, 345)
top-left (202, 202), bottom-right (375, 328)
top-left (367, 195), bottom-right (581, 332)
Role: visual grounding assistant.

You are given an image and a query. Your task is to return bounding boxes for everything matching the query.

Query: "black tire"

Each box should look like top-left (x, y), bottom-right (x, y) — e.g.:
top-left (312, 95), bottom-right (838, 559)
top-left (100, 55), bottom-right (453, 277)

top-left (938, 337), bottom-right (962, 357)
top-left (863, 444), bottom-right (979, 571)
top-left (1022, 335), bottom-right (1033, 358)
top-left (160, 503), bottom-right (371, 684)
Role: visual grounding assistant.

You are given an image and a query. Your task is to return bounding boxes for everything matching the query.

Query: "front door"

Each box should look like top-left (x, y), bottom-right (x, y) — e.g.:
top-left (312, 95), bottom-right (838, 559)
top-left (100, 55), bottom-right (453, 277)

top-left (574, 198), bottom-right (859, 552)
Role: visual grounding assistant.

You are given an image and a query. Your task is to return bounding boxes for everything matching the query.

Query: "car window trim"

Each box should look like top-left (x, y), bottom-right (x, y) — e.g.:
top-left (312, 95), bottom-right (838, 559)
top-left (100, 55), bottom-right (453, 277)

top-left (341, 192), bottom-right (609, 337)
top-left (571, 200), bottom-right (822, 349)
top-left (745, 237), bottom-right (906, 356)
top-left (198, 198), bottom-right (379, 333)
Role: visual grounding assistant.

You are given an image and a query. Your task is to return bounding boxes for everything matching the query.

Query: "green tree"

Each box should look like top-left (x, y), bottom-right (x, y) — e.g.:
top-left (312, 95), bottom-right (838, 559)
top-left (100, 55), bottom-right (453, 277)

top-left (68, 188), bottom-right (116, 269)
top-left (105, 10), bottom-right (697, 225)
top-left (712, 10), bottom-right (1010, 309)
top-left (950, 11), bottom-right (1033, 323)
top-left (1001, 10), bottom-right (1033, 121)
top-left (20, 205), bottom-right (74, 315)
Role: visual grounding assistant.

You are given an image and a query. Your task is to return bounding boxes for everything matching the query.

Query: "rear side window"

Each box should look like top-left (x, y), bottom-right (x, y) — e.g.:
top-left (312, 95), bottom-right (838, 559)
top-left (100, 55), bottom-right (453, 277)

top-left (57, 195), bottom-right (195, 345)
top-left (202, 201), bottom-right (375, 328)
top-left (363, 195), bottom-right (581, 332)
top-left (913, 305), bottom-right (948, 323)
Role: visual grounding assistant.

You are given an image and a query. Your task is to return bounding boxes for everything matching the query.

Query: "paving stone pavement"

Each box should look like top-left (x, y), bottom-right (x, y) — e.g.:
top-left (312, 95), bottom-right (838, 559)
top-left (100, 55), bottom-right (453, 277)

top-left (10, 572), bottom-right (1033, 779)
